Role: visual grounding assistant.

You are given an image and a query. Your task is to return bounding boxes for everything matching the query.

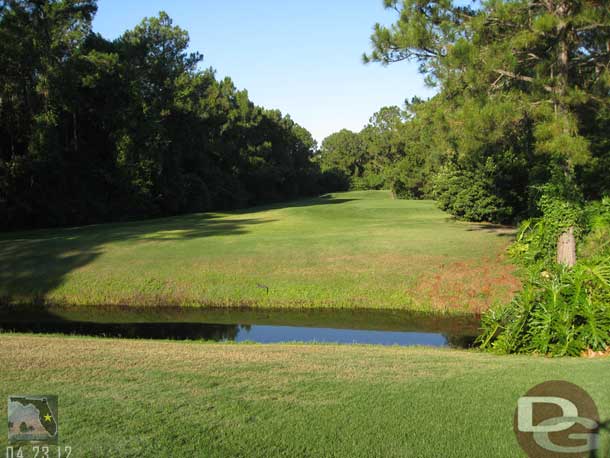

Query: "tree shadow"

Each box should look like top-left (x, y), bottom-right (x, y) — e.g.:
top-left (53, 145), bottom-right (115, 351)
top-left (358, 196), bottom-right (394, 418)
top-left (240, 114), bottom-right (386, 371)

top-left (0, 193), bottom-right (361, 304)
top-left (464, 223), bottom-right (517, 238)
top-left (0, 212), bottom-right (273, 301)
top-left (229, 194), bottom-right (356, 214)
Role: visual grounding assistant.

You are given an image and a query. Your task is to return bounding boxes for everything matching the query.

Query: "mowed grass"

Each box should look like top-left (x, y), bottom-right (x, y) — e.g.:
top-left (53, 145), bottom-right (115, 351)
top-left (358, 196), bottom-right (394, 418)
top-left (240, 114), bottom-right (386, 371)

top-left (0, 191), bottom-right (519, 311)
top-left (0, 334), bottom-right (608, 457)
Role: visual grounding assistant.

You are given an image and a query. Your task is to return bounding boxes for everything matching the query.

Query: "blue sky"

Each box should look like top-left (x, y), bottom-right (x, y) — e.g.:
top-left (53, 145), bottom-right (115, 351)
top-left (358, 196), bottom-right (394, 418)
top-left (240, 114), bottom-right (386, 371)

top-left (93, 0), bottom-right (435, 144)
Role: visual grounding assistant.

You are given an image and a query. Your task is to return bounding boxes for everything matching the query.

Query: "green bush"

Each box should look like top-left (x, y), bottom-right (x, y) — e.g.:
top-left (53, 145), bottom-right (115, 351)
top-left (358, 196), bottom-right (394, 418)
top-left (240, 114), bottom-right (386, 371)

top-left (349, 173), bottom-right (385, 191)
top-left (507, 180), bottom-right (585, 264)
top-left (433, 161), bottom-right (514, 223)
top-left (318, 168), bottom-right (350, 193)
top-left (478, 260), bottom-right (610, 356)
top-left (480, 194), bottom-right (610, 356)
top-left (581, 197), bottom-right (610, 258)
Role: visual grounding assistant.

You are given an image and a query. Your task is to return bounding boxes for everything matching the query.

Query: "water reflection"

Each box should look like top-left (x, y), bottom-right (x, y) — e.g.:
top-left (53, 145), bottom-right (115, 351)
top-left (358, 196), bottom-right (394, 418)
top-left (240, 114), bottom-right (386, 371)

top-left (0, 305), bottom-right (479, 348)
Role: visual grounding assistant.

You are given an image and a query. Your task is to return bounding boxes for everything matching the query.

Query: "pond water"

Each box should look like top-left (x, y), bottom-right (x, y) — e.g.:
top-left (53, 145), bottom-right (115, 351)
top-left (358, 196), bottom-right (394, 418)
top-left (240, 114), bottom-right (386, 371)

top-left (0, 305), bottom-right (480, 348)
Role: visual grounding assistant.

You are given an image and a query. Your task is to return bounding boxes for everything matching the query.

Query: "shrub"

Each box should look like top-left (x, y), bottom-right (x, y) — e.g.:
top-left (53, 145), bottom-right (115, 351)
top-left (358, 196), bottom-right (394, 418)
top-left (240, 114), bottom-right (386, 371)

top-left (480, 194), bottom-right (610, 356)
top-left (507, 180), bottom-right (585, 265)
top-left (580, 197), bottom-right (610, 259)
top-left (433, 161), bottom-right (514, 223)
top-left (350, 172), bottom-right (385, 191)
top-left (478, 259), bottom-right (610, 356)
top-left (318, 168), bottom-right (350, 193)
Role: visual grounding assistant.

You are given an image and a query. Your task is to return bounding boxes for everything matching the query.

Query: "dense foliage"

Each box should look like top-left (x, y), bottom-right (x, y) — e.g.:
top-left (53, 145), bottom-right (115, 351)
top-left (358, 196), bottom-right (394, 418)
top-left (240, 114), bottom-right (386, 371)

top-left (479, 194), bottom-right (610, 356)
top-left (317, 100), bottom-right (442, 200)
top-left (320, 0), bottom-right (609, 225)
top-left (0, 1), bottom-right (329, 230)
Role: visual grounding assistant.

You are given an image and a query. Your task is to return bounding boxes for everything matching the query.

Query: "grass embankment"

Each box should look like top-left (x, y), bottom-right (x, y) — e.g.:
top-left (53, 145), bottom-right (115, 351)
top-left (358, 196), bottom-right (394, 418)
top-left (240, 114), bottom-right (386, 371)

top-left (0, 335), bottom-right (608, 457)
top-left (0, 191), bottom-right (518, 312)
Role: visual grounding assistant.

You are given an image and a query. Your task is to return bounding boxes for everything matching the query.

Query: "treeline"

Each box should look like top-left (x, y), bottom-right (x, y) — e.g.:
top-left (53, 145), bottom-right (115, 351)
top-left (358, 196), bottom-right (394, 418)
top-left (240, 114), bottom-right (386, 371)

top-left (317, 100), bottom-right (443, 201)
top-left (0, 2), bottom-right (332, 231)
top-left (320, 93), bottom-right (610, 223)
top-left (319, 0), bottom-right (610, 225)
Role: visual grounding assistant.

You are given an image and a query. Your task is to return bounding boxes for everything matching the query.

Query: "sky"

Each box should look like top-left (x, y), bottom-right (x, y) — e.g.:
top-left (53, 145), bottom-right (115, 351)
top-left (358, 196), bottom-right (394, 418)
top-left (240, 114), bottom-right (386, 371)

top-left (93, 0), bottom-right (436, 145)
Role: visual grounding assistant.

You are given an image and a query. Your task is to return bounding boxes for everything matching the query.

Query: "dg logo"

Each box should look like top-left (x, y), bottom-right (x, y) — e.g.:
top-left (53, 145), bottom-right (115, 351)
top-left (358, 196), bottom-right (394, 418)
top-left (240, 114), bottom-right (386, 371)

top-left (514, 380), bottom-right (601, 457)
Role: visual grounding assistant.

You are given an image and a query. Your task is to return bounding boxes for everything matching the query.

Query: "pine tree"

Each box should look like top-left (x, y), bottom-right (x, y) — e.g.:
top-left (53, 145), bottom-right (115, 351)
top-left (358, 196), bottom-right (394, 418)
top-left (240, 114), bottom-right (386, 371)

top-left (365, 0), bottom-right (610, 265)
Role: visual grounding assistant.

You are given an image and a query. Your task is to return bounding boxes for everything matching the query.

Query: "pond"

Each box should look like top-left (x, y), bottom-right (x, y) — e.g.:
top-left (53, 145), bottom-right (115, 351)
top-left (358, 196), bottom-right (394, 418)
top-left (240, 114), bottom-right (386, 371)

top-left (0, 305), bottom-right (480, 348)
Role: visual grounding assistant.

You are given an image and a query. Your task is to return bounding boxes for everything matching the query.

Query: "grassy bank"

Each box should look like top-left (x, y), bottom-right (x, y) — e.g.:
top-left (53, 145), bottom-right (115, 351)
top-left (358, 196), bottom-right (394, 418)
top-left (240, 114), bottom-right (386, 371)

top-left (0, 334), bottom-right (608, 457)
top-left (0, 191), bottom-right (518, 312)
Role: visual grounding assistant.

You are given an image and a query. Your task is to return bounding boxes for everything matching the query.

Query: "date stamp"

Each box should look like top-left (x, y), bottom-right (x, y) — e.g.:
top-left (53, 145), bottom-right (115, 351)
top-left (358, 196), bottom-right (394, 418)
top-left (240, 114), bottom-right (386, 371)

top-left (5, 446), bottom-right (72, 458)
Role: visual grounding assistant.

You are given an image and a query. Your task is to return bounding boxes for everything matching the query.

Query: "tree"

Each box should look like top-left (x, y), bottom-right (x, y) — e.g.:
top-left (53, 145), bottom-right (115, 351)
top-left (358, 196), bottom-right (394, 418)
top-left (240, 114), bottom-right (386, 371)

top-left (1, 5), bottom-right (327, 230)
top-left (318, 129), bottom-right (367, 178)
top-left (365, 0), bottom-right (610, 264)
top-left (0, 0), bottom-right (98, 227)
top-left (360, 106), bottom-right (406, 183)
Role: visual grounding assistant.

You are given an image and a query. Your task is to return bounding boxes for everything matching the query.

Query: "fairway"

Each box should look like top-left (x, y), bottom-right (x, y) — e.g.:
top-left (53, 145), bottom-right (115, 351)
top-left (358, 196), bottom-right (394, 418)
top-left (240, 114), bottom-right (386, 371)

top-left (0, 334), bottom-right (608, 457)
top-left (0, 191), bottom-right (518, 312)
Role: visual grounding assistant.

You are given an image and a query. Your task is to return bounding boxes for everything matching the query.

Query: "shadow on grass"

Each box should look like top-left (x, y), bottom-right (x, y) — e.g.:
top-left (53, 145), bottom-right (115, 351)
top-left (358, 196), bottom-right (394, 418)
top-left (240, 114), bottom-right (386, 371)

top-left (465, 223), bottom-right (517, 238)
top-left (0, 212), bottom-right (272, 301)
top-left (0, 194), bottom-right (359, 303)
top-left (230, 194), bottom-right (356, 214)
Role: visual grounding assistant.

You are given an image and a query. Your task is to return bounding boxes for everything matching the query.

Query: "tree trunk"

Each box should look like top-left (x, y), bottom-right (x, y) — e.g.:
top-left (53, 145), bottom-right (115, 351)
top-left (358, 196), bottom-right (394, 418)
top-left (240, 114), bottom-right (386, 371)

top-left (73, 111), bottom-right (78, 154)
top-left (557, 226), bottom-right (576, 267)
top-left (553, 1), bottom-right (576, 268)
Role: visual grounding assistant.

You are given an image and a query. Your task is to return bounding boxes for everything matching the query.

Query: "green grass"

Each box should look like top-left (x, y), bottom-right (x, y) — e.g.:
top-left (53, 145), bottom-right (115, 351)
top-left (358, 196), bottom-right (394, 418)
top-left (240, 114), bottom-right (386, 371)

top-left (0, 334), bottom-right (608, 457)
top-left (0, 191), bottom-right (518, 312)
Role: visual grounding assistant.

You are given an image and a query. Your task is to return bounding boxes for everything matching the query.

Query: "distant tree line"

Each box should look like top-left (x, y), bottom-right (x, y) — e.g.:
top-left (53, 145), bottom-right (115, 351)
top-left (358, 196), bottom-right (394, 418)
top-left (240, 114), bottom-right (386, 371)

top-left (316, 101), bottom-right (442, 202)
top-left (318, 0), bottom-right (609, 225)
top-left (0, 1), bottom-right (336, 231)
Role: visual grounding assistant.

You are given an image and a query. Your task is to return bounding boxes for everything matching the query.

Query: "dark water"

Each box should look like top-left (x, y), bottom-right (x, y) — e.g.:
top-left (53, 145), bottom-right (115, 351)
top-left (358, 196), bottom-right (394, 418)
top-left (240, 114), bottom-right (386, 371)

top-left (0, 305), bottom-right (480, 348)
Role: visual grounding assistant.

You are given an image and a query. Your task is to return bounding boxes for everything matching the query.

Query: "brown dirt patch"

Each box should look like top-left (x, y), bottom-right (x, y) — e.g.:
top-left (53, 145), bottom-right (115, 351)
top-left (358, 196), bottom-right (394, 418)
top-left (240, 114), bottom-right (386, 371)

top-left (412, 255), bottom-right (521, 313)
